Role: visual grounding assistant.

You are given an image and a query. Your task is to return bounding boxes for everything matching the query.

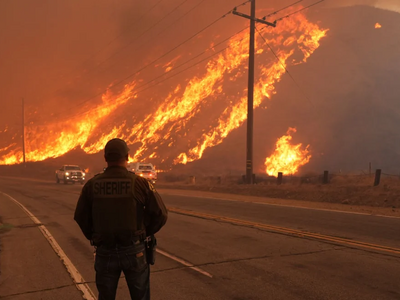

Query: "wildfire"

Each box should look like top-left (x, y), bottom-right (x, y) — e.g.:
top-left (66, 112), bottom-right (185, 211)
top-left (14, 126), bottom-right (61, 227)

top-left (162, 55), bottom-right (182, 73)
top-left (0, 9), bottom-right (327, 171)
top-left (125, 29), bottom-right (251, 162)
top-left (375, 23), bottom-right (382, 29)
top-left (0, 83), bottom-right (136, 164)
top-left (175, 13), bottom-right (327, 164)
top-left (265, 128), bottom-right (311, 176)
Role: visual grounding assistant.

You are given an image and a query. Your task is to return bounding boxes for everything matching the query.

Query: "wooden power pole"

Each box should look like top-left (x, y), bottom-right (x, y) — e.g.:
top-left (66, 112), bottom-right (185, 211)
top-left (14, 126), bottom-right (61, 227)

top-left (233, 0), bottom-right (276, 184)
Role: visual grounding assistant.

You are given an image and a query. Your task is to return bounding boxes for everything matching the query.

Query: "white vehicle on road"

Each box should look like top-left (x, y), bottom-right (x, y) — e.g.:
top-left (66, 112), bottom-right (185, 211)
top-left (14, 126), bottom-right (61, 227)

top-left (128, 162), bottom-right (157, 184)
top-left (56, 165), bottom-right (86, 184)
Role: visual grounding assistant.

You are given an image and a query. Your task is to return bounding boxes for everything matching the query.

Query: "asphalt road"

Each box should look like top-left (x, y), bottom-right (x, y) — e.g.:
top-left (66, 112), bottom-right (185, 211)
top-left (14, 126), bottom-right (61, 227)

top-left (0, 176), bottom-right (399, 300)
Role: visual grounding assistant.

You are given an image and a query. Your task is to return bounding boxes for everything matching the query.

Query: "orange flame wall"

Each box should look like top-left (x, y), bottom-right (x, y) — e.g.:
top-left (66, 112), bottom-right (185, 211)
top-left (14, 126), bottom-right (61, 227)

top-left (0, 12), bottom-right (327, 172)
top-left (175, 14), bottom-right (327, 165)
top-left (0, 83), bottom-right (136, 164)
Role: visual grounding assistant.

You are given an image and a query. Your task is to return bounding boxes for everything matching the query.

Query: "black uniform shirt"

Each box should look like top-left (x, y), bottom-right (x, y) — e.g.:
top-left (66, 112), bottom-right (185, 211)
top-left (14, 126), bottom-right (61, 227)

top-left (74, 166), bottom-right (168, 242)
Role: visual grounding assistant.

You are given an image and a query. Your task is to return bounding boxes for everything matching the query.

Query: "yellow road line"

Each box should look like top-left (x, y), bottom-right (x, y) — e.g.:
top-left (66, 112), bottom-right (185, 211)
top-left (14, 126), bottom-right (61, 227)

top-left (169, 207), bottom-right (400, 256)
top-left (18, 183), bottom-right (400, 256)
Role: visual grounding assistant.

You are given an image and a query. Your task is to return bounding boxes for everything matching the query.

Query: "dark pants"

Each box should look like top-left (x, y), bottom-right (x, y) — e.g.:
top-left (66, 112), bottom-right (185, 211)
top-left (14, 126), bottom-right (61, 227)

top-left (95, 242), bottom-right (149, 300)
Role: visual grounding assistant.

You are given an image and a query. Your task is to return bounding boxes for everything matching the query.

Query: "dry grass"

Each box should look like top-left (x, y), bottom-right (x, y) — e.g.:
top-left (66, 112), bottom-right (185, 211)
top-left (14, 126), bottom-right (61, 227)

top-left (1, 164), bottom-right (399, 208)
top-left (157, 173), bottom-right (400, 208)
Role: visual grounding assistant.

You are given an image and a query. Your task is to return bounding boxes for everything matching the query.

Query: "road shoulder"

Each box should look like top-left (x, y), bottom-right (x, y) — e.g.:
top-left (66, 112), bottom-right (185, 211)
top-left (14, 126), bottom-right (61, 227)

top-left (0, 193), bottom-right (82, 299)
top-left (158, 188), bottom-right (400, 218)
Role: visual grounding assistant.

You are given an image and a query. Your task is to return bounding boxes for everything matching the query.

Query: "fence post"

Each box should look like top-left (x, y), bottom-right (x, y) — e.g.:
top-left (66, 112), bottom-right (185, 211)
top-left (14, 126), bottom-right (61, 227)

top-left (217, 176), bottom-right (221, 184)
top-left (374, 169), bottom-right (381, 186)
top-left (277, 172), bottom-right (283, 185)
top-left (189, 176), bottom-right (196, 185)
top-left (252, 173), bottom-right (256, 184)
top-left (323, 170), bottom-right (329, 184)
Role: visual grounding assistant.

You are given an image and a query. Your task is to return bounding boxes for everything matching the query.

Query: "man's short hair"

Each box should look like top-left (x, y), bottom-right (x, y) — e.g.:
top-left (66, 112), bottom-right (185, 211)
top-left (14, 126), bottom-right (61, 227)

top-left (104, 138), bottom-right (129, 162)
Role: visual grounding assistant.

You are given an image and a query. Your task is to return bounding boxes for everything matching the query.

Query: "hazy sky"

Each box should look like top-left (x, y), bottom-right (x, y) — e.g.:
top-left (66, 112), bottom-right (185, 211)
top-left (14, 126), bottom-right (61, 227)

top-left (1, 0), bottom-right (397, 129)
top-left (1, 0), bottom-right (399, 172)
top-left (327, 0), bottom-right (400, 13)
top-left (0, 0), bottom-right (243, 125)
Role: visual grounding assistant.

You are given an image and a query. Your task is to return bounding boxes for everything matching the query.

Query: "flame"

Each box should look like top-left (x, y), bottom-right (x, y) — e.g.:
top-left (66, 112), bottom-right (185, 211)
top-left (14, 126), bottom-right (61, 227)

top-left (0, 83), bottom-right (136, 164)
top-left (125, 30), bottom-right (251, 162)
top-left (375, 23), bottom-right (382, 29)
top-left (175, 13), bottom-right (327, 164)
top-left (0, 143), bottom-right (17, 154)
top-left (265, 128), bottom-right (311, 176)
top-left (0, 10), bottom-right (327, 171)
top-left (162, 55), bottom-right (182, 73)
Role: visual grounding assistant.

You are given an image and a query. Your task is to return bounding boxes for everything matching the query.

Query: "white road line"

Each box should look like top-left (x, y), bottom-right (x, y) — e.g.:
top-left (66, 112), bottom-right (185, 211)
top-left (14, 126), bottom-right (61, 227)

top-left (156, 249), bottom-right (213, 278)
top-left (1, 192), bottom-right (97, 300)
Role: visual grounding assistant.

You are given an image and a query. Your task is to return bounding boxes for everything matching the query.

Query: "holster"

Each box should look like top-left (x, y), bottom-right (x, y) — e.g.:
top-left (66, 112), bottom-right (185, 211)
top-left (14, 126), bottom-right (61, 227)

top-left (145, 235), bottom-right (157, 265)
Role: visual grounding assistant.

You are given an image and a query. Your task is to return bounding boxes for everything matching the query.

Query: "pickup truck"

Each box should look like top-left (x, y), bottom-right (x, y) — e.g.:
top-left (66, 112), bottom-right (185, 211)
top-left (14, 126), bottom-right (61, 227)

top-left (56, 165), bottom-right (86, 184)
top-left (127, 162), bottom-right (157, 184)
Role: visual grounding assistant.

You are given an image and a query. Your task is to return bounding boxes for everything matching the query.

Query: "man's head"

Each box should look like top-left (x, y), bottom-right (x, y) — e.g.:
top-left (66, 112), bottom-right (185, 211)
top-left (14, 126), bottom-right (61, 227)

top-left (104, 138), bottom-right (129, 166)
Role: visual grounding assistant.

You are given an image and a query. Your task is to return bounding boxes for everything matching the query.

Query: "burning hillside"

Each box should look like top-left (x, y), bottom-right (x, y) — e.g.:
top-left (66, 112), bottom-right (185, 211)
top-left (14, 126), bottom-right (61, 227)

top-left (2, 2), bottom-right (399, 176)
top-left (0, 8), bottom-right (327, 176)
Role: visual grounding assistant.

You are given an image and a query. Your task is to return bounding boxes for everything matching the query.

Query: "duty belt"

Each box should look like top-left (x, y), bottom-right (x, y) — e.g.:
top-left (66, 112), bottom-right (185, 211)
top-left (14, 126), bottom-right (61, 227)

top-left (96, 239), bottom-right (143, 249)
top-left (93, 231), bottom-right (146, 248)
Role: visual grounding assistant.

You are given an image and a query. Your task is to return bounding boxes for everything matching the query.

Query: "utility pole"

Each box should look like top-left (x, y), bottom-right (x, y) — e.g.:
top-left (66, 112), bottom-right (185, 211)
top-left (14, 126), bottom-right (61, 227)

top-left (233, 0), bottom-right (276, 184)
top-left (22, 98), bottom-right (26, 166)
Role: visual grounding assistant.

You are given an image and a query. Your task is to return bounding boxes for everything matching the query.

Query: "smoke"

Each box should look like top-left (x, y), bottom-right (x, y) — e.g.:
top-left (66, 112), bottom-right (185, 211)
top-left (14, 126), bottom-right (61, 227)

top-left (0, 0), bottom-right (254, 125)
top-left (1, 1), bottom-right (400, 174)
top-left (325, 0), bottom-right (400, 14)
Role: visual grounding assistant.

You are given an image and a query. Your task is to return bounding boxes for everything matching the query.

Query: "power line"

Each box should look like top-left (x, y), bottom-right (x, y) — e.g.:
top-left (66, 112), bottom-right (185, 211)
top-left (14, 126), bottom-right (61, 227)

top-left (260, 0), bottom-right (327, 108)
top-left (29, 0), bottom-right (206, 117)
top-left (255, 26), bottom-right (315, 107)
top-left (32, 0), bottom-right (250, 120)
top-left (62, 47), bottom-right (233, 121)
top-left (132, 33), bottom-right (250, 97)
top-left (26, 0), bottom-right (321, 128)
top-left (67, 0), bottom-right (247, 91)
top-left (78, 10), bottom-right (232, 105)
top-left (264, 0), bottom-right (304, 18)
top-left (32, 0), bottom-right (165, 105)
top-left (32, 48), bottom-right (230, 123)
top-left (31, 26), bottom-right (250, 124)
top-left (29, 0), bottom-right (210, 117)
top-left (30, 0), bottom-right (309, 125)
top-left (56, 0), bottom-right (209, 96)
top-left (74, 0), bottom-right (165, 71)
top-left (130, 28), bottom-right (249, 91)
top-left (82, 4), bottom-right (242, 98)
top-left (28, 2), bottom-right (249, 123)
top-left (81, 0), bottom-right (192, 77)
top-left (275, 0), bottom-right (325, 21)
top-left (28, 0), bottom-right (305, 125)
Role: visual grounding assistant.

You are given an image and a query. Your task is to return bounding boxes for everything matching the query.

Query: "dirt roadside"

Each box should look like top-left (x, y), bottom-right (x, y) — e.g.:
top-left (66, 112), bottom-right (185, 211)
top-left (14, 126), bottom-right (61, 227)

top-left (0, 192), bottom-right (82, 299)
